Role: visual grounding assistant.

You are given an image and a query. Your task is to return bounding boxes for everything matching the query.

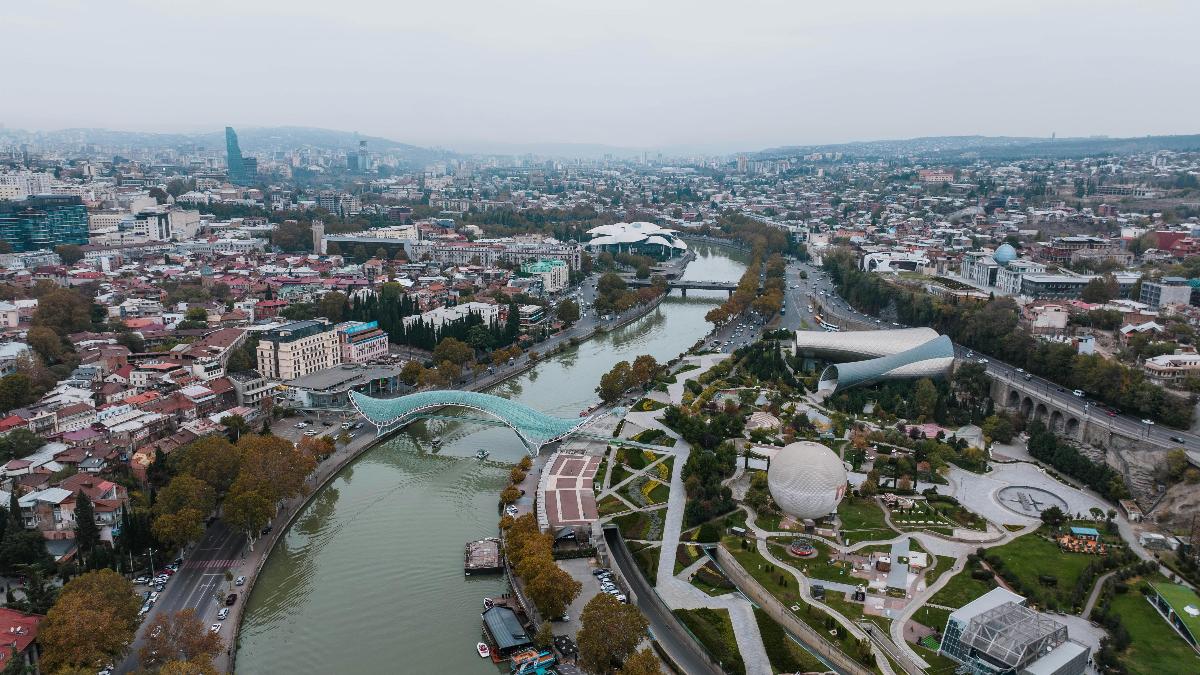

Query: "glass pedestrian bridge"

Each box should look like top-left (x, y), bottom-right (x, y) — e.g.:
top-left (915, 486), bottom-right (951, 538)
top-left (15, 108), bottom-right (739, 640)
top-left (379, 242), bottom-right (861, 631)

top-left (349, 390), bottom-right (605, 452)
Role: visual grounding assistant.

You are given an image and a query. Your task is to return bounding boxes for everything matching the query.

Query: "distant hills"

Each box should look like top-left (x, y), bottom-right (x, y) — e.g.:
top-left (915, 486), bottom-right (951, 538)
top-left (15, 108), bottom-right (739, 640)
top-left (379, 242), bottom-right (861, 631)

top-left (755, 134), bottom-right (1200, 161)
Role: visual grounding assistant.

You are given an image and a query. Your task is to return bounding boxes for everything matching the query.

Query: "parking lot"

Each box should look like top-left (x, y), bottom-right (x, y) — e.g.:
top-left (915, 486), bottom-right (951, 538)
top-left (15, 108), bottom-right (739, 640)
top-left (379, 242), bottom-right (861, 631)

top-left (554, 556), bottom-right (630, 639)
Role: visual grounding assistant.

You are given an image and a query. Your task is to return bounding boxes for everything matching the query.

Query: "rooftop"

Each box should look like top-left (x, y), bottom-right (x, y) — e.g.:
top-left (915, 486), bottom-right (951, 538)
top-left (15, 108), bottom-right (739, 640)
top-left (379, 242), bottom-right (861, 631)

top-left (283, 363), bottom-right (404, 393)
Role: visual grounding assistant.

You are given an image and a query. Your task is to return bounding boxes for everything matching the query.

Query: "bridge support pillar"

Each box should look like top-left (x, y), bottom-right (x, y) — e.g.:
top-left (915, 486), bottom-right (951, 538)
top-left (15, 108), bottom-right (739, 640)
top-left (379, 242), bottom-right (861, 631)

top-left (727, 288), bottom-right (734, 297)
top-left (680, 287), bottom-right (686, 298)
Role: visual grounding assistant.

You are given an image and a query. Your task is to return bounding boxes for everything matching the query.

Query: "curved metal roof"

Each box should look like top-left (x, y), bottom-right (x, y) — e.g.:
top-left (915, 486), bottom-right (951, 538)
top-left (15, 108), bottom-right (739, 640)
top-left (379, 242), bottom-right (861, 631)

top-left (349, 389), bottom-right (589, 450)
top-left (817, 335), bottom-right (954, 395)
top-left (794, 327), bottom-right (940, 361)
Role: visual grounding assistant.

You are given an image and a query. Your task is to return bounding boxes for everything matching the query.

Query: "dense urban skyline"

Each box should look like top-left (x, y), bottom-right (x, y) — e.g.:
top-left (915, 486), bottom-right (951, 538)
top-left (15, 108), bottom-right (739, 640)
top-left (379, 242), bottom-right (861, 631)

top-left (5, 1), bottom-right (1199, 152)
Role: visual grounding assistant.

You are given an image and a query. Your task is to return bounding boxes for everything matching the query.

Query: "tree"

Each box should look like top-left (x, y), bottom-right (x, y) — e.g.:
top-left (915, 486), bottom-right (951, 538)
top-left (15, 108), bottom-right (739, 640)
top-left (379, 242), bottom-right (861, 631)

top-left (578, 593), bottom-right (649, 674)
top-left (0, 531), bottom-right (52, 576)
top-left (617, 648), bottom-right (663, 675)
top-left (139, 608), bottom-right (221, 670)
top-left (159, 658), bottom-right (220, 675)
top-left (153, 475), bottom-right (216, 550)
top-left (0, 429), bottom-right (44, 463)
top-left (533, 621), bottom-right (555, 649)
top-left (913, 379), bottom-right (938, 420)
top-left (25, 326), bottom-right (65, 365)
top-left (525, 563), bottom-right (581, 620)
top-left (7, 565), bottom-right (57, 615)
top-left (316, 291), bottom-right (348, 323)
top-left (0, 375), bottom-right (35, 413)
top-left (399, 361), bottom-right (424, 386)
top-left (981, 415), bottom-right (1014, 444)
top-left (433, 337), bottom-right (474, 366)
top-left (74, 492), bottom-right (99, 562)
top-left (556, 299), bottom-right (580, 324)
top-left (184, 307), bottom-right (209, 323)
top-left (1040, 505), bottom-right (1067, 528)
top-left (597, 361), bottom-right (632, 403)
top-left (32, 288), bottom-right (93, 334)
top-left (222, 487), bottom-right (273, 541)
top-left (629, 355), bottom-right (659, 389)
top-left (220, 414), bottom-right (249, 441)
top-left (54, 244), bottom-right (85, 265)
top-left (174, 436), bottom-right (241, 496)
top-left (40, 569), bottom-right (140, 673)
top-left (1081, 275), bottom-right (1118, 304)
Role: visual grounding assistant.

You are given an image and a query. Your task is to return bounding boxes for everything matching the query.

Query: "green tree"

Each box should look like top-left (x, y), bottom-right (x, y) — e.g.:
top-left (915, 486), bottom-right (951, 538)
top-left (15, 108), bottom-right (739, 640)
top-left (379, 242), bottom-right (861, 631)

top-left (220, 414), bottom-right (249, 441)
top-left (7, 565), bottom-right (57, 615)
top-left (316, 291), bottom-right (348, 323)
top-left (433, 337), bottom-right (474, 365)
top-left (913, 378), bottom-right (939, 420)
top-left (0, 375), bottom-right (34, 413)
top-left (0, 429), bottom-right (43, 462)
top-left (54, 244), bottom-right (85, 265)
top-left (399, 361), bottom-right (424, 385)
top-left (1081, 275), bottom-right (1118, 303)
top-left (25, 326), bottom-right (65, 365)
top-left (556, 299), bottom-right (580, 324)
top-left (74, 492), bottom-right (99, 562)
top-left (578, 593), bottom-right (649, 674)
top-left (32, 288), bottom-right (93, 334)
top-left (981, 415), bottom-right (1015, 444)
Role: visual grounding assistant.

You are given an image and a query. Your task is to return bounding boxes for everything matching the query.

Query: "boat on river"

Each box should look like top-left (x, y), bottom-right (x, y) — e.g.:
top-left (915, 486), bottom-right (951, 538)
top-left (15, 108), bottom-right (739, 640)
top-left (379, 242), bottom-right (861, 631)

top-left (476, 448), bottom-right (489, 460)
top-left (476, 642), bottom-right (490, 658)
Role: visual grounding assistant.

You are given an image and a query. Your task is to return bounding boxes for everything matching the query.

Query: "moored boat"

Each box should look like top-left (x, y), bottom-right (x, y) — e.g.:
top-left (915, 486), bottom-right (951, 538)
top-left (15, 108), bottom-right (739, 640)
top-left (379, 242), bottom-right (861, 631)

top-left (476, 642), bottom-right (490, 658)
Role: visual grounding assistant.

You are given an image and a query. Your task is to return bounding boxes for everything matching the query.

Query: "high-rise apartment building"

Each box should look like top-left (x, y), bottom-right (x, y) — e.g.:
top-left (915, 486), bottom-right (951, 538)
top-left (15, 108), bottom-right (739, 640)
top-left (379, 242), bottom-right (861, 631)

top-left (225, 126), bottom-right (257, 185)
top-left (256, 320), bottom-right (342, 380)
top-left (0, 195), bottom-right (89, 252)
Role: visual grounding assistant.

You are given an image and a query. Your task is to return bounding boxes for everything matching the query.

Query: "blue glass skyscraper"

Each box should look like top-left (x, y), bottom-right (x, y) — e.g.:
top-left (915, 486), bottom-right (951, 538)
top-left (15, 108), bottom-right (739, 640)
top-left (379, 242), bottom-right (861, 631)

top-left (226, 126), bottom-right (247, 184)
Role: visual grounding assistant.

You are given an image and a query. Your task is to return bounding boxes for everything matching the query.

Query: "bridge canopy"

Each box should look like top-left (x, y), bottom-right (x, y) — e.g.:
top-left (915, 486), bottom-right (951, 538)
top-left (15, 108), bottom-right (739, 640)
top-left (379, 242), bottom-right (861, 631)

top-left (349, 389), bottom-right (592, 451)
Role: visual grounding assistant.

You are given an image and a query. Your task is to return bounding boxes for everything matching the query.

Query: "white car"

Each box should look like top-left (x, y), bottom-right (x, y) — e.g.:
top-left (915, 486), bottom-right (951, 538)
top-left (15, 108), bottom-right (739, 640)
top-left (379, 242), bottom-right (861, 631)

top-left (1142, 419), bottom-right (1155, 426)
top-left (235, 576), bottom-right (246, 586)
top-left (217, 608), bottom-right (230, 620)
top-left (210, 623), bottom-right (222, 634)
top-left (304, 430), bottom-right (318, 437)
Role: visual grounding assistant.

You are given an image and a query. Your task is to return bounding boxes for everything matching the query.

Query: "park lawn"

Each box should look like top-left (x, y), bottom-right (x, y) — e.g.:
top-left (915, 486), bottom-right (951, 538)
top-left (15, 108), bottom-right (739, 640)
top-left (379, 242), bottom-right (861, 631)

top-left (594, 458), bottom-right (608, 491)
top-left (690, 561), bottom-right (737, 597)
top-left (928, 567), bottom-right (994, 609)
top-left (609, 463), bottom-right (633, 487)
top-left (598, 494), bottom-right (630, 517)
top-left (634, 398), bottom-right (667, 412)
top-left (753, 607), bottom-right (828, 675)
top-left (674, 608), bottom-right (746, 675)
top-left (614, 511), bottom-right (651, 540)
top-left (922, 555), bottom-right (956, 588)
top-left (1110, 586), bottom-right (1200, 675)
top-left (766, 537), bottom-right (854, 585)
top-left (912, 641), bottom-right (958, 673)
top-left (989, 529), bottom-right (1095, 608)
top-left (911, 604), bottom-right (951, 634)
top-left (646, 480), bottom-right (670, 505)
top-left (838, 497), bottom-right (894, 540)
top-left (628, 542), bottom-right (661, 586)
top-left (653, 456), bottom-right (674, 482)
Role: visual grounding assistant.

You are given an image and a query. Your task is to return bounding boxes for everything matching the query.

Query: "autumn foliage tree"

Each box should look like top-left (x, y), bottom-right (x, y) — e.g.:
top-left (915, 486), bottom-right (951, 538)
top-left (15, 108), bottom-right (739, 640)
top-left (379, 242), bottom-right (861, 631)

top-left (40, 569), bottom-right (140, 673)
top-left (139, 608), bottom-right (222, 671)
top-left (578, 593), bottom-right (649, 674)
top-left (503, 514), bottom-right (581, 619)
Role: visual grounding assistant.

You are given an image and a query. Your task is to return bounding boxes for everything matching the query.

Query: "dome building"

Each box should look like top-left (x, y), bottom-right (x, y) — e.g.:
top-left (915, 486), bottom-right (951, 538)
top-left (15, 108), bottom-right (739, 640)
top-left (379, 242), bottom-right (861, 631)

top-left (766, 441), bottom-right (848, 520)
top-left (994, 243), bottom-right (1018, 266)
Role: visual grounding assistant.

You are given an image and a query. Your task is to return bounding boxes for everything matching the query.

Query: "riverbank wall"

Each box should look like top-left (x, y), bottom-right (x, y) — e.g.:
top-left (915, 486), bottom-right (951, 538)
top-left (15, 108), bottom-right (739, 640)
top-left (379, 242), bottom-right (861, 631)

top-left (228, 289), bottom-right (671, 669)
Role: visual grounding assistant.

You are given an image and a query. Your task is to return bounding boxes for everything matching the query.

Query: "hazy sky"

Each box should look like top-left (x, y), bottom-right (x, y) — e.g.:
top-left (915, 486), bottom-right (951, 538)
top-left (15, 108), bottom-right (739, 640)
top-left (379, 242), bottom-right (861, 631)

top-left (5, 0), bottom-right (1198, 152)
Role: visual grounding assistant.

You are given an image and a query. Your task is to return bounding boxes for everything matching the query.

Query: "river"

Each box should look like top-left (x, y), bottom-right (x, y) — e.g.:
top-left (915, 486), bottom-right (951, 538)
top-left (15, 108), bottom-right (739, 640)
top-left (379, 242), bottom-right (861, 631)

top-left (234, 243), bottom-right (748, 674)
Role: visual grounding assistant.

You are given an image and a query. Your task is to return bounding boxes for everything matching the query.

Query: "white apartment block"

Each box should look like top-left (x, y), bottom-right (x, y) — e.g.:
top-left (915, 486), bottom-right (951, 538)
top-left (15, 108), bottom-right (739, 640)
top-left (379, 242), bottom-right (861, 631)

top-left (256, 320), bottom-right (342, 380)
top-left (402, 301), bottom-right (500, 330)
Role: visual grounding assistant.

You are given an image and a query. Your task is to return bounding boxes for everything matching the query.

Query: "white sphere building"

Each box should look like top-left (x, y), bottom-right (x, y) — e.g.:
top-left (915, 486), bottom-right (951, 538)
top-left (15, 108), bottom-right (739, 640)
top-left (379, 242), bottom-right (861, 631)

top-left (767, 441), bottom-right (848, 520)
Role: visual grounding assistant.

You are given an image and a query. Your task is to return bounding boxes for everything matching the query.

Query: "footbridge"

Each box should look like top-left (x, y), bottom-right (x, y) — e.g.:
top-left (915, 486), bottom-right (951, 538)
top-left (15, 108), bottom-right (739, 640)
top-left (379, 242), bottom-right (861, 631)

top-left (349, 390), bottom-right (650, 454)
top-left (624, 278), bottom-right (749, 296)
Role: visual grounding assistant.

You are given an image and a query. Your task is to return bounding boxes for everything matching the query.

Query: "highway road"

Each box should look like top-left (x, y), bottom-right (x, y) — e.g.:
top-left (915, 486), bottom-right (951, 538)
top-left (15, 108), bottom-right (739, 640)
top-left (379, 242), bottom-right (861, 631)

top-left (117, 523), bottom-right (246, 673)
top-left (603, 527), bottom-right (723, 675)
top-left (790, 260), bottom-right (1200, 454)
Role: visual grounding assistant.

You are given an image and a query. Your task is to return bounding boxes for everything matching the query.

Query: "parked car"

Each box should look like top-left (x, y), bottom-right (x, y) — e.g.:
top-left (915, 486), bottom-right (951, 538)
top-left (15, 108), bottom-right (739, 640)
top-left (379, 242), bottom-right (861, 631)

top-left (225, 593), bottom-right (238, 606)
top-left (134, 576), bottom-right (149, 585)
top-left (210, 623), bottom-right (222, 634)
top-left (235, 576), bottom-right (246, 586)
top-left (591, 568), bottom-right (611, 576)
top-left (217, 608), bottom-right (229, 620)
